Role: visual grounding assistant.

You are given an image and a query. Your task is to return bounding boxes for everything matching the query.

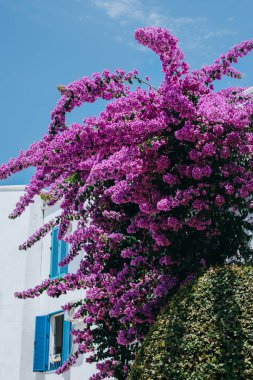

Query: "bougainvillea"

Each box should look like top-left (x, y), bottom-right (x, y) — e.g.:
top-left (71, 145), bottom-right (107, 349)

top-left (1, 27), bottom-right (253, 379)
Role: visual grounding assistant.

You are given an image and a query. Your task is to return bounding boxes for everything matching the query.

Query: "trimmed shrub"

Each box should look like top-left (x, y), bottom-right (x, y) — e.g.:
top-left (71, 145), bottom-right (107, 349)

top-left (129, 265), bottom-right (253, 380)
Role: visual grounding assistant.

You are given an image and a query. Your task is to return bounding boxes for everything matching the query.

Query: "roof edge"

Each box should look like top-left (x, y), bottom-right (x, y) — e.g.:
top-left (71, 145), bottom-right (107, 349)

top-left (0, 185), bottom-right (26, 191)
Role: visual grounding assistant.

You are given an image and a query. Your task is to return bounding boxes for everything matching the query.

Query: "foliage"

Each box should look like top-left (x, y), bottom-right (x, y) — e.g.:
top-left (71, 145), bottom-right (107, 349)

top-left (129, 265), bottom-right (253, 380)
top-left (1, 27), bottom-right (253, 379)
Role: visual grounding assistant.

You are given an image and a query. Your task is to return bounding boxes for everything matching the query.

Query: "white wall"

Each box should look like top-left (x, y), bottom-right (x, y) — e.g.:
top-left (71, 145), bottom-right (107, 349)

top-left (0, 186), bottom-right (41, 380)
top-left (34, 203), bottom-right (96, 380)
top-left (0, 186), bottom-right (96, 380)
top-left (19, 193), bottom-right (45, 380)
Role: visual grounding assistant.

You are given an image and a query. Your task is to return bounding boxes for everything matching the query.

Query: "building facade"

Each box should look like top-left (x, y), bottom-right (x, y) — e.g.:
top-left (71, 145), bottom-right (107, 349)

top-left (0, 186), bottom-right (96, 380)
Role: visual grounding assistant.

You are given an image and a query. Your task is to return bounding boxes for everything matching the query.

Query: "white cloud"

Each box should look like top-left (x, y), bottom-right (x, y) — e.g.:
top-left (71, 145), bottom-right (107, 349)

top-left (203, 29), bottom-right (237, 39)
top-left (172, 17), bottom-right (199, 26)
top-left (93, 0), bottom-right (143, 20)
top-left (147, 11), bottom-right (169, 27)
top-left (92, 0), bottom-right (200, 28)
top-left (91, 0), bottom-right (237, 54)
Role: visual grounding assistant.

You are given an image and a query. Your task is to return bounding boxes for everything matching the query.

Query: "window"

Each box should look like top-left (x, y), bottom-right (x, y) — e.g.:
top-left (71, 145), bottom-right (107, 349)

top-left (50, 226), bottom-right (68, 279)
top-left (33, 312), bottom-right (71, 372)
top-left (49, 313), bottom-right (64, 370)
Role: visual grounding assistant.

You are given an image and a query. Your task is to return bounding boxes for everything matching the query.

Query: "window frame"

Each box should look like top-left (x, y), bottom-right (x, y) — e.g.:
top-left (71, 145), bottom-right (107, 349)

top-left (50, 226), bottom-right (69, 279)
top-left (48, 311), bottom-right (64, 370)
top-left (33, 310), bottom-right (72, 373)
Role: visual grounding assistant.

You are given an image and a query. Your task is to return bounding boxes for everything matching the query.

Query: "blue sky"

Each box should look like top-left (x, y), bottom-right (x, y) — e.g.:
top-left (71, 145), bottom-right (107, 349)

top-left (0, 0), bottom-right (253, 185)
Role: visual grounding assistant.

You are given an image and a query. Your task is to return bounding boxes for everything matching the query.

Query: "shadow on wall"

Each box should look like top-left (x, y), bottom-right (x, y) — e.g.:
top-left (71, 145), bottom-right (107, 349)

top-left (35, 369), bottom-right (71, 380)
top-left (34, 352), bottom-right (84, 380)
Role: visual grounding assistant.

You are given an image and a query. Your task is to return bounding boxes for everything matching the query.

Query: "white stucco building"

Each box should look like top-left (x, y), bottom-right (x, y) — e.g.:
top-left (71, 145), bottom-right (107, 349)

top-left (0, 185), bottom-right (96, 380)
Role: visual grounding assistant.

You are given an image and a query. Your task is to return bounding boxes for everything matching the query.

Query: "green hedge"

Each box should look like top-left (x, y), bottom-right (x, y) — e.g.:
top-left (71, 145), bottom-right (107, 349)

top-left (129, 266), bottom-right (253, 380)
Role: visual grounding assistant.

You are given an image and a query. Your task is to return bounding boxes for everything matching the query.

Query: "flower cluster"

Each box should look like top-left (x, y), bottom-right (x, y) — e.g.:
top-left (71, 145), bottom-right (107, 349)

top-left (18, 218), bottom-right (59, 250)
top-left (2, 27), bottom-right (253, 379)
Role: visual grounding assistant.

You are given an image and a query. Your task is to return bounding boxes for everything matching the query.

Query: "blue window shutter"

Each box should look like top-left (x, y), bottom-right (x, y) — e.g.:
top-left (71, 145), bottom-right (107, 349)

top-left (62, 319), bottom-right (71, 363)
top-left (50, 227), bottom-right (59, 278)
top-left (59, 241), bottom-right (68, 276)
top-left (33, 315), bottom-right (49, 372)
